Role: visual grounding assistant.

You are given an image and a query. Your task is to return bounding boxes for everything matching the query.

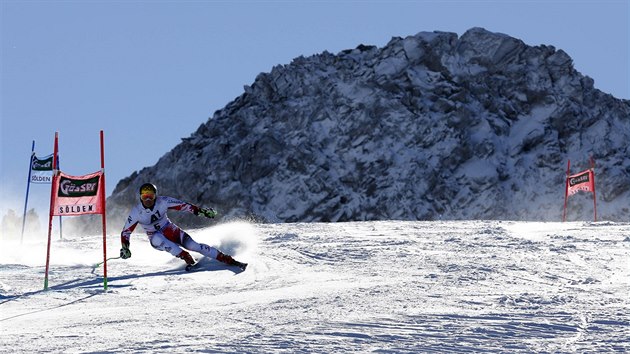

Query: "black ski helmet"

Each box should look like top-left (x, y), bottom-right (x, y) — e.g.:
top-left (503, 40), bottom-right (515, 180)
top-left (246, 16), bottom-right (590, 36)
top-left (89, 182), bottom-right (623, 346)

top-left (139, 183), bottom-right (157, 197)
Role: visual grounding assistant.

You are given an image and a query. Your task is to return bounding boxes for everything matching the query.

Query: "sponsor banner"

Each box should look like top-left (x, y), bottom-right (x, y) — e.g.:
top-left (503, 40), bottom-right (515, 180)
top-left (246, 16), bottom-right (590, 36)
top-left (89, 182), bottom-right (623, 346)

top-left (567, 169), bottom-right (594, 196)
top-left (31, 154), bottom-right (54, 184)
top-left (52, 171), bottom-right (104, 216)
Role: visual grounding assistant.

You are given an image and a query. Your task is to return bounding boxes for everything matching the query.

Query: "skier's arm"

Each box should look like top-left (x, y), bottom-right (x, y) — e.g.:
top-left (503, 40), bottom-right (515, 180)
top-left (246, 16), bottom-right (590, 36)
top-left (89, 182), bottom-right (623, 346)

top-left (164, 197), bottom-right (217, 218)
top-left (120, 214), bottom-right (138, 259)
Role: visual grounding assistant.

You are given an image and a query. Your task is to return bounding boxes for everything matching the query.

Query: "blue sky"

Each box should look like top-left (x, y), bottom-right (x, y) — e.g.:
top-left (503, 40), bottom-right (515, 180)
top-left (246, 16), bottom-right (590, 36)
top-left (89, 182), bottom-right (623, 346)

top-left (1, 0), bottom-right (628, 217)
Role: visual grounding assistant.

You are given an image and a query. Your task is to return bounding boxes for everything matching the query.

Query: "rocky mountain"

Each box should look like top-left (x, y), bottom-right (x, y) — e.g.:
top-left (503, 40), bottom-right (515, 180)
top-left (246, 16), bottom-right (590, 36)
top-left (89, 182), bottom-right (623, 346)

top-left (106, 27), bottom-right (630, 227)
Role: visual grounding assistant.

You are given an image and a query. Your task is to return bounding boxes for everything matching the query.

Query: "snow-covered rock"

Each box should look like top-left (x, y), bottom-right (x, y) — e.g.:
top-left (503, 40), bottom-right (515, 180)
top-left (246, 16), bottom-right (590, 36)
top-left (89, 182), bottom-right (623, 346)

top-left (105, 27), bottom-right (630, 227)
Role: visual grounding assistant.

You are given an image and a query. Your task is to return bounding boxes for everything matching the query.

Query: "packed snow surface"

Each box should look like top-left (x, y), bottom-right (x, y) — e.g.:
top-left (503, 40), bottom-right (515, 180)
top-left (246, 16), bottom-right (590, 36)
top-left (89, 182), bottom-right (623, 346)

top-left (1, 220), bottom-right (628, 352)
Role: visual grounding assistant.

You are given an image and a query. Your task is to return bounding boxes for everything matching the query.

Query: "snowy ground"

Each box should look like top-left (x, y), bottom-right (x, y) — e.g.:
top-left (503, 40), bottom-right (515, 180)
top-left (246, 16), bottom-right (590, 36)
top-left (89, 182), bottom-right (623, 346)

top-left (1, 220), bottom-right (628, 353)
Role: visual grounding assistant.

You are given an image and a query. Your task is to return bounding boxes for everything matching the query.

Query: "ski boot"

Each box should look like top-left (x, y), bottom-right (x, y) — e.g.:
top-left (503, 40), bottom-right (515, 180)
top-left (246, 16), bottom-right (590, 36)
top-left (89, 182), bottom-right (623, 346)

top-left (216, 251), bottom-right (248, 271)
top-left (177, 250), bottom-right (197, 271)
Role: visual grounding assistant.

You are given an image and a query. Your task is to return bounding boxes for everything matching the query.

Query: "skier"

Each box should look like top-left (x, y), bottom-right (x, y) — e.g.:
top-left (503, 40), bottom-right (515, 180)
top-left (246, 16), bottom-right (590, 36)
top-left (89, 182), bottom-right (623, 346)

top-left (119, 183), bottom-right (247, 271)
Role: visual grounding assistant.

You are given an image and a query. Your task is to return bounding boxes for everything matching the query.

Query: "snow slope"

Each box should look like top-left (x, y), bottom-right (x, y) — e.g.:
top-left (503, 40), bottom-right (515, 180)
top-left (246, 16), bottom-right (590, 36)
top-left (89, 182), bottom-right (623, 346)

top-left (1, 220), bottom-right (628, 352)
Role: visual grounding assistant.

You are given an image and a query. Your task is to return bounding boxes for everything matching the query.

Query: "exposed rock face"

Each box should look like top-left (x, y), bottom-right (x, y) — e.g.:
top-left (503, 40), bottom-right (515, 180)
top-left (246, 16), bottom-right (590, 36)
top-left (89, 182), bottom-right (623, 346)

top-left (106, 27), bottom-right (630, 227)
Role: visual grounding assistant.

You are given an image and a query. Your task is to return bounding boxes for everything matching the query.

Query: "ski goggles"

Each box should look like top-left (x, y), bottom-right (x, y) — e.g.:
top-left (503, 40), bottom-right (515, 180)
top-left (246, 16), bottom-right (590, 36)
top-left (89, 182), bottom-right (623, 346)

top-left (140, 192), bottom-right (156, 202)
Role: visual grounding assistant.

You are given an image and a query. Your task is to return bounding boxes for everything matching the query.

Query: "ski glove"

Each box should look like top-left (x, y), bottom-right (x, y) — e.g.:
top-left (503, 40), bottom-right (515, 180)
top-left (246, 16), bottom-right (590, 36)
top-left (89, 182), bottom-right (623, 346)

top-left (120, 240), bottom-right (131, 259)
top-left (199, 207), bottom-right (217, 219)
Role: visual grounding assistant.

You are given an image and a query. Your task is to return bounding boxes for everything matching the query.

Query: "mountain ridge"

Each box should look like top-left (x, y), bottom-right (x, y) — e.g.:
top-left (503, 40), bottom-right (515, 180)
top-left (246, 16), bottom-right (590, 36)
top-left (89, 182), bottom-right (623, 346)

top-left (102, 27), bottom-right (629, 228)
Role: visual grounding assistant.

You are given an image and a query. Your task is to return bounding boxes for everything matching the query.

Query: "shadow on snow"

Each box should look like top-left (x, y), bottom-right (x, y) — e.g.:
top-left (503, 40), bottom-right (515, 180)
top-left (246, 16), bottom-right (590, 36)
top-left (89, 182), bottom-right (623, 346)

top-left (0, 257), bottom-right (241, 306)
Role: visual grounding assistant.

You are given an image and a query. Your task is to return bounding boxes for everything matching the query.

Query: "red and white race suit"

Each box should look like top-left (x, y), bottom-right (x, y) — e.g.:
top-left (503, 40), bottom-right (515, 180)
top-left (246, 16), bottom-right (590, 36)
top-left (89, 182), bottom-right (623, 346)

top-left (120, 196), bottom-right (219, 259)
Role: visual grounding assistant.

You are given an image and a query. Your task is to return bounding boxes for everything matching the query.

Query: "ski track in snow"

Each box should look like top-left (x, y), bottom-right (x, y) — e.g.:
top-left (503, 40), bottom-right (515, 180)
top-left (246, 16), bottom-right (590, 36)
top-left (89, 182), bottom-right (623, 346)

top-left (0, 220), bottom-right (628, 353)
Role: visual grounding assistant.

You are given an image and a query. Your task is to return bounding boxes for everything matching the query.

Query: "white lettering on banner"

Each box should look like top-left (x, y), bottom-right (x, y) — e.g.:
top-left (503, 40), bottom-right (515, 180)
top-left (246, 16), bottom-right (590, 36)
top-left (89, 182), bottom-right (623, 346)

top-left (59, 180), bottom-right (98, 195)
top-left (32, 160), bottom-right (52, 170)
top-left (57, 204), bottom-right (95, 214)
top-left (569, 174), bottom-right (589, 186)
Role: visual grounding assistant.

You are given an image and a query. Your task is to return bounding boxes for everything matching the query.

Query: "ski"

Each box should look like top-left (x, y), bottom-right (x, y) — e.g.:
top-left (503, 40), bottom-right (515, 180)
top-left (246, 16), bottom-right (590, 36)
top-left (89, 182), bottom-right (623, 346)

top-left (185, 260), bottom-right (248, 272)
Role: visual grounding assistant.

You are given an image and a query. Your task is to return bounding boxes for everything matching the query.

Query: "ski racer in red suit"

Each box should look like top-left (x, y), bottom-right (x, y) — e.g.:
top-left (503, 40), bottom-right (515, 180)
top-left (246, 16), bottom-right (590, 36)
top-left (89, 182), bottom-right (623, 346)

top-left (119, 183), bottom-right (247, 271)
